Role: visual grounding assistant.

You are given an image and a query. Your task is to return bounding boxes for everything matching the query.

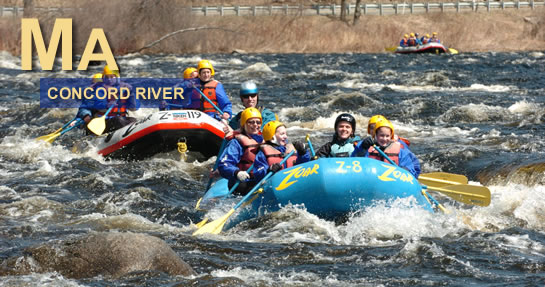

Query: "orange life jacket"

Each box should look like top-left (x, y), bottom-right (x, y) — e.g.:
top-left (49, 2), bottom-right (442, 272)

top-left (260, 143), bottom-right (297, 169)
top-left (368, 141), bottom-right (402, 165)
top-left (394, 135), bottom-right (411, 147)
top-left (95, 84), bottom-right (130, 117)
top-left (200, 80), bottom-right (219, 114)
top-left (235, 133), bottom-right (262, 171)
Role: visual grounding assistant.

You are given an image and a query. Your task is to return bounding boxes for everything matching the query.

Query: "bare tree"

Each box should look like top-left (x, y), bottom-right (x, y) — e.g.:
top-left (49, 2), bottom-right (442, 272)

top-left (353, 0), bottom-right (362, 25)
top-left (23, 0), bottom-right (34, 17)
top-left (340, 0), bottom-right (347, 21)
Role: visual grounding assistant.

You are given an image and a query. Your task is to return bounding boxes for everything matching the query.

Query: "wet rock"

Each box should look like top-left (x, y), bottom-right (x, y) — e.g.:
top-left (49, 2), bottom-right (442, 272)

top-left (0, 232), bottom-right (195, 279)
top-left (477, 161), bottom-right (545, 186)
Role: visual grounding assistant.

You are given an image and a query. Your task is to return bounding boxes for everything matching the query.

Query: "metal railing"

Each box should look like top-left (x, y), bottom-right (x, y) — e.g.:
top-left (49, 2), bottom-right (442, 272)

top-left (192, 1), bottom-right (544, 16)
top-left (1, 1), bottom-right (543, 17)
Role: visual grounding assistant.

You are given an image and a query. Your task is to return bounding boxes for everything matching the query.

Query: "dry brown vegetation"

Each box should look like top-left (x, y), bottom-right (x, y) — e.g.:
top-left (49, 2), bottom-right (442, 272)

top-left (1, 0), bottom-right (544, 55)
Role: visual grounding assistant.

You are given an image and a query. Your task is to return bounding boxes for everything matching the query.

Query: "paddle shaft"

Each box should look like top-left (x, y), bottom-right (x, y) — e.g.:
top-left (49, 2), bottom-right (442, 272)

top-left (305, 134), bottom-right (316, 158)
top-left (60, 119), bottom-right (83, 135)
top-left (204, 139), bottom-right (228, 191)
top-left (372, 145), bottom-right (446, 212)
top-left (225, 162), bottom-right (255, 198)
top-left (232, 151), bottom-right (295, 211)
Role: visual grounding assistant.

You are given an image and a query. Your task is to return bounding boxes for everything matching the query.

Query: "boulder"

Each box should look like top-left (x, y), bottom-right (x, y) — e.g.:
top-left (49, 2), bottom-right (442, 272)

top-left (0, 232), bottom-right (195, 279)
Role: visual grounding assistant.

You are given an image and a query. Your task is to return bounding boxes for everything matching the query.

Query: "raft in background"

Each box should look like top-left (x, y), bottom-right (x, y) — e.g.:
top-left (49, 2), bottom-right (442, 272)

top-left (95, 110), bottom-right (225, 160)
top-left (395, 42), bottom-right (449, 54)
top-left (199, 157), bottom-right (433, 227)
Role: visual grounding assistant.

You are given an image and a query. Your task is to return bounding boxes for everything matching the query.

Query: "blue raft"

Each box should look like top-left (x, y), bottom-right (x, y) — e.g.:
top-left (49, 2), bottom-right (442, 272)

top-left (199, 157), bottom-right (433, 224)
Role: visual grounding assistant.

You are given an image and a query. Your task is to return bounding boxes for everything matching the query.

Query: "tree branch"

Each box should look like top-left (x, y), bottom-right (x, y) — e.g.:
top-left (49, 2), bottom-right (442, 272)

top-left (132, 26), bottom-right (236, 53)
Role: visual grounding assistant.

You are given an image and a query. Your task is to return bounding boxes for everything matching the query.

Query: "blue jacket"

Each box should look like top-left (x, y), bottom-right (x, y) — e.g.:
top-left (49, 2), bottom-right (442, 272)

top-left (218, 134), bottom-right (267, 187)
top-left (76, 82), bottom-right (140, 120)
top-left (229, 107), bottom-right (277, 130)
top-left (362, 146), bottom-right (420, 178)
top-left (352, 139), bottom-right (421, 178)
top-left (254, 143), bottom-right (311, 172)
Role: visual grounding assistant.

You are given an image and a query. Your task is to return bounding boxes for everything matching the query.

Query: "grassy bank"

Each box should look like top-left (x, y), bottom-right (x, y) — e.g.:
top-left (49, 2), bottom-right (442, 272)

top-left (1, 0), bottom-right (544, 55)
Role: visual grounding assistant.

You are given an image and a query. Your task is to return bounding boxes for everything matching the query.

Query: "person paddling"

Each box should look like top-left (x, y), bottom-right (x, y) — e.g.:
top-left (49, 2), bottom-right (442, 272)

top-left (160, 67), bottom-right (198, 111)
top-left (184, 60), bottom-right (232, 121)
top-left (225, 81), bottom-right (278, 138)
top-left (218, 108), bottom-right (267, 196)
top-left (255, 120), bottom-right (310, 173)
top-left (363, 119), bottom-right (420, 178)
top-left (315, 113), bottom-right (361, 158)
top-left (73, 65), bottom-right (139, 134)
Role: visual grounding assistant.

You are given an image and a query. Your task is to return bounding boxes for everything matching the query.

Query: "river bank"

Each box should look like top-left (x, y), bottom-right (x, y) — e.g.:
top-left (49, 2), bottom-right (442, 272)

top-left (1, 4), bottom-right (544, 55)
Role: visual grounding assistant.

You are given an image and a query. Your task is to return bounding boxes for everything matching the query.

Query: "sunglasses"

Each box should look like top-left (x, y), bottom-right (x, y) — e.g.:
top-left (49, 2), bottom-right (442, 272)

top-left (241, 94), bottom-right (258, 99)
top-left (246, 120), bottom-right (261, 125)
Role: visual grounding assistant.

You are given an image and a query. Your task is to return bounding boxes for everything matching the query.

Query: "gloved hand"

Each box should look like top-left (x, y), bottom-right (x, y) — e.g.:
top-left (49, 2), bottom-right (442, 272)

top-left (236, 170), bottom-right (250, 181)
top-left (360, 136), bottom-right (375, 150)
top-left (269, 163), bottom-right (282, 173)
top-left (293, 141), bottom-right (306, 155)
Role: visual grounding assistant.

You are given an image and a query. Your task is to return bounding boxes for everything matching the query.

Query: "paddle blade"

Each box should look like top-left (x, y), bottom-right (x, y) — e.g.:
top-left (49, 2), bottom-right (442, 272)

top-left (448, 48), bottom-right (459, 54)
top-left (428, 184), bottom-right (491, 207)
top-left (36, 132), bottom-right (59, 143)
top-left (193, 209), bottom-right (234, 236)
top-left (195, 218), bottom-right (208, 228)
top-left (419, 172), bottom-right (468, 188)
top-left (87, 117), bottom-right (106, 136)
top-left (385, 46), bottom-right (397, 52)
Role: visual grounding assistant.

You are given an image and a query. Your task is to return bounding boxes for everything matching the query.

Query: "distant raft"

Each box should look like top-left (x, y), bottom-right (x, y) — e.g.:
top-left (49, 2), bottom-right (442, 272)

top-left (395, 42), bottom-right (448, 54)
top-left (95, 110), bottom-right (225, 160)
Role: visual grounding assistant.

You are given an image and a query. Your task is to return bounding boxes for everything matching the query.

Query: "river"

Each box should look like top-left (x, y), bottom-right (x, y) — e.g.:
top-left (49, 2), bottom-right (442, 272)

top-left (1, 51), bottom-right (544, 286)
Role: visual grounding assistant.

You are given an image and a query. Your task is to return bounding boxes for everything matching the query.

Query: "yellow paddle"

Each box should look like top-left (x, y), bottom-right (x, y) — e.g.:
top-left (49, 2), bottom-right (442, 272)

top-left (36, 119), bottom-right (82, 143)
top-left (87, 104), bottom-right (115, 136)
top-left (384, 46), bottom-right (398, 52)
top-left (448, 48), bottom-right (459, 54)
top-left (418, 172), bottom-right (468, 188)
top-left (193, 151), bottom-right (295, 236)
top-left (424, 184), bottom-right (490, 207)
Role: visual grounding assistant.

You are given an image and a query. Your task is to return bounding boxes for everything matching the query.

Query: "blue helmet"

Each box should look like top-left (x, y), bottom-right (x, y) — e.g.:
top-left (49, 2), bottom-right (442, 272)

top-left (240, 81), bottom-right (258, 96)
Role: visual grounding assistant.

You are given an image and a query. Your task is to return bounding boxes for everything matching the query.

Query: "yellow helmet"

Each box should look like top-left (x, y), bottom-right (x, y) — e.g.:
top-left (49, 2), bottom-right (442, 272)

top-left (197, 60), bottom-right (215, 76)
top-left (410, 33), bottom-right (415, 37)
top-left (183, 67), bottom-right (197, 79)
top-left (240, 107), bottom-right (262, 128)
top-left (373, 119), bottom-right (395, 140)
top-left (367, 115), bottom-right (387, 134)
top-left (262, 120), bottom-right (285, 142)
top-left (404, 34), bottom-right (409, 38)
top-left (91, 73), bottom-right (103, 83)
top-left (103, 65), bottom-right (120, 78)
top-left (433, 32), bottom-right (438, 35)
top-left (426, 34), bottom-right (430, 38)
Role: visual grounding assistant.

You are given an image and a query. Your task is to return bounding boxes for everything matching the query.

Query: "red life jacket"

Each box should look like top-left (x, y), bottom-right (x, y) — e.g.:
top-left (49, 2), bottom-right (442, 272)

top-left (408, 38), bottom-right (416, 46)
top-left (260, 143), bottom-right (297, 169)
top-left (368, 141), bottom-right (402, 165)
top-left (235, 133), bottom-right (262, 171)
top-left (200, 80), bottom-right (219, 114)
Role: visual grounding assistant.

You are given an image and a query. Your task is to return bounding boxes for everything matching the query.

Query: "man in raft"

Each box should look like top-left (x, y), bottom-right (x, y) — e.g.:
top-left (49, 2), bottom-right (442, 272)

top-left (185, 60), bottom-right (232, 121)
top-left (225, 81), bottom-right (278, 138)
top-left (72, 65), bottom-right (139, 134)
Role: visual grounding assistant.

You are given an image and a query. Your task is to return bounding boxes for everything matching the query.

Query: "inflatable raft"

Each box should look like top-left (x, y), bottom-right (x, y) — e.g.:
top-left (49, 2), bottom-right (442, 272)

top-left (199, 157), bottom-right (433, 225)
top-left (395, 42), bottom-right (448, 54)
top-left (95, 110), bottom-right (225, 160)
